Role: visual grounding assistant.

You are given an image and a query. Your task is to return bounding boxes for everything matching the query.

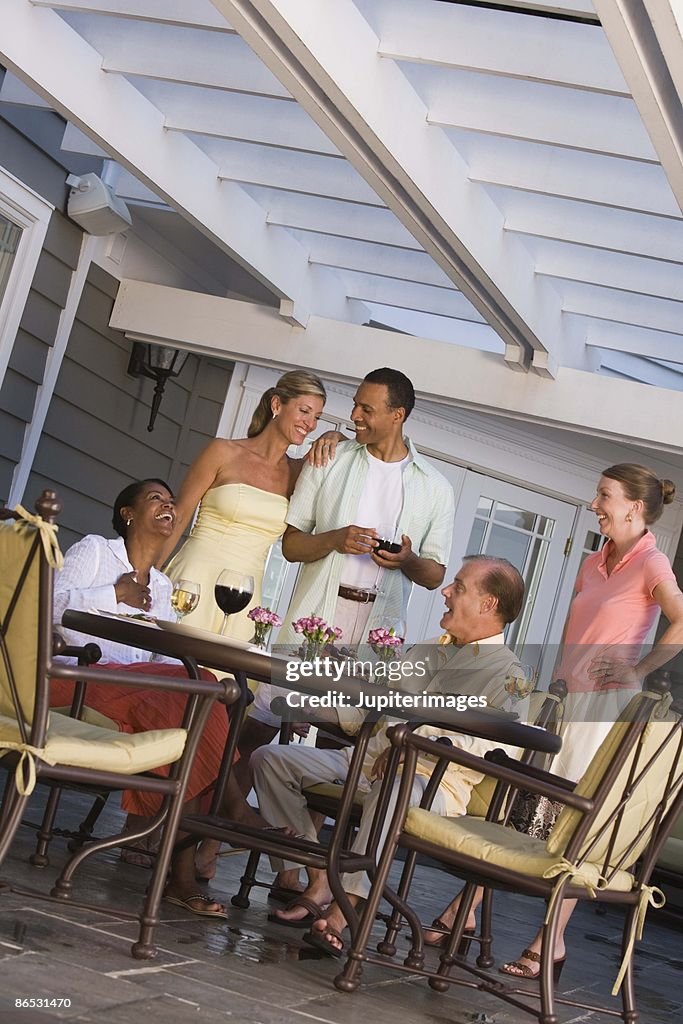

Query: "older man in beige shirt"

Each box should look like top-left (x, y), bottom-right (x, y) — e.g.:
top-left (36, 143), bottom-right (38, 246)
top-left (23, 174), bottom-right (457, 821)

top-left (252, 555), bottom-right (527, 947)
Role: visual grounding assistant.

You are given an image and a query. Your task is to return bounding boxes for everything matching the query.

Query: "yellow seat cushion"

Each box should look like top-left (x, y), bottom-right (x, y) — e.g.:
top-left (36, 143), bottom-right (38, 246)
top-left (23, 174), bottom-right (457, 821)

top-left (405, 807), bottom-right (635, 893)
top-left (303, 781), bottom-right (367, 809)
top-left (0, 712), bottom-right (186, 776)
top-left (52, 706), bottom-right (118, 730)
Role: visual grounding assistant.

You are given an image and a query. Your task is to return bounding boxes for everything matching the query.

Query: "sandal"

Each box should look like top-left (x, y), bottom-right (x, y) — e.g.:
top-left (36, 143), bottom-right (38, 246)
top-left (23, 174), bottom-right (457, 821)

top-left (500, 948), bottom-right (566, 982)
top-left (267, 885), bottom-right (305, 905)
top-left (424, 917), bottom-right (475, 955)
top-left (303, 924), bottom-right (345, 959)
top-left (268, 894), bottom-right (329, 928)
top-left (165, 892), bottom-right (229, 919)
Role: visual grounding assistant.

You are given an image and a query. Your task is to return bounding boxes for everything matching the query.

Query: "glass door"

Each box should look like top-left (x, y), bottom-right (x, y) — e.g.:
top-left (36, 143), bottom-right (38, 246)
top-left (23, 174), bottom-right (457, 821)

top-left (410, 471), bottom-right (578, 672)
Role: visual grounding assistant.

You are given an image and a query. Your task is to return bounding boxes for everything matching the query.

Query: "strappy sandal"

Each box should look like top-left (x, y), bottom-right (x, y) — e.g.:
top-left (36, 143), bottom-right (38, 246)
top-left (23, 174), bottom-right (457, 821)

top-left (424, 917), bottom-right (475, 954)
top-left (500, 948), bottom-right (566, 982)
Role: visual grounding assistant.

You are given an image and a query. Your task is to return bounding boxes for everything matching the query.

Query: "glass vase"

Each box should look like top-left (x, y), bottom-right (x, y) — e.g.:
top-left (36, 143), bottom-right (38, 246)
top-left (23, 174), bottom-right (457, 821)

top-left (250, 624), bottom-right (271, 650)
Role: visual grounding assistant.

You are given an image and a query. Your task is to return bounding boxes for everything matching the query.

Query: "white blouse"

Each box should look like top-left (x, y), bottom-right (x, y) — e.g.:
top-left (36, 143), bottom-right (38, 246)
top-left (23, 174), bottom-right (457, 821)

top-left (53, 534), bottom-right (176, 665)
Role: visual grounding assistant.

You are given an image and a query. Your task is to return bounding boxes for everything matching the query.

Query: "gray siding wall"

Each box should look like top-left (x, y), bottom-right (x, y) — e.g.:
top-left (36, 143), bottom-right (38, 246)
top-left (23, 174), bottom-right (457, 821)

top-left (26, 263), bottom-right (232, 550)
top-left (0, 116), bottom-right (83, 503)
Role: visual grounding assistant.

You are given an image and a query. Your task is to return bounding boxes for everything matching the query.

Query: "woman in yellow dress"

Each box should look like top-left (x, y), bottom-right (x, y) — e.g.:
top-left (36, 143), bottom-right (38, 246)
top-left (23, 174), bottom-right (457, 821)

top-left (163, 371), bottom-right (327, 640)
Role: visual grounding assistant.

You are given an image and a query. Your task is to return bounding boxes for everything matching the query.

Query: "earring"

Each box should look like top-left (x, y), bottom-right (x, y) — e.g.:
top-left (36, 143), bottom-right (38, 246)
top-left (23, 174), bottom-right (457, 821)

top-left (126, 518), bottom-right (132, 527)
top-left (272, 410), bottom-right (279, 419)
top-left (626, 512), bottom-right (633, 523)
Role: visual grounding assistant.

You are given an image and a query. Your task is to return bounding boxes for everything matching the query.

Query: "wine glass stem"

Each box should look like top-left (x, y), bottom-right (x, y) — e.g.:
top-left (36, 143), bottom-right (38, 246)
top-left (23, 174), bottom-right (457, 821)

top-left (220, 614), bottom-right (230, 637)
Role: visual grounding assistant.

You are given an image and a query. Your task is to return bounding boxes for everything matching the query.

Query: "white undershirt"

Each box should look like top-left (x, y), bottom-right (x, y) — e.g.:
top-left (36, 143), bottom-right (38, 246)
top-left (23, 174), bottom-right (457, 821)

top-left (341, 451), bottom-right (408, 588)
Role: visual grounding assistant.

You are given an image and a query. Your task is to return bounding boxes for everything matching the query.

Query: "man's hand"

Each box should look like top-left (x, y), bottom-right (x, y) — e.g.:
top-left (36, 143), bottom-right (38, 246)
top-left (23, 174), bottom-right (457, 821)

top-left (333, 525), bottom-right (378, 555)
top-left (306, 431), bottom-right (346, 467)
top-left (371, 534), bottom-right (414, 570)
top-left (371, 747), bottom-right (404, 780)
top-left (114, 571), bottom-right (151, 611)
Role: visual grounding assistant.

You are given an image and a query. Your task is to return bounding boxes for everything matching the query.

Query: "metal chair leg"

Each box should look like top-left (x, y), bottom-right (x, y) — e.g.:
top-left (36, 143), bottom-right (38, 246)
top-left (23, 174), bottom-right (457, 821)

top-left (231, 848), bottom-right (261, 908)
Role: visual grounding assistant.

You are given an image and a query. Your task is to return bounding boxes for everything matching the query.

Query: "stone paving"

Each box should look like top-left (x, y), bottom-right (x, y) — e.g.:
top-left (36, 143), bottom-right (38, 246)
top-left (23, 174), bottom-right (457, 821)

top-left (0, 791), bottom-right (681, 1024)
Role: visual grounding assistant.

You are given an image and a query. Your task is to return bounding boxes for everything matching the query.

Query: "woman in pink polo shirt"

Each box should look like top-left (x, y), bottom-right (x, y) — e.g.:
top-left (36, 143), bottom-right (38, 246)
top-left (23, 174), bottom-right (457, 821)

top-left (426, 464), bottom-right (683, 978)
top-left (501, 462), bottom-right (683, 979)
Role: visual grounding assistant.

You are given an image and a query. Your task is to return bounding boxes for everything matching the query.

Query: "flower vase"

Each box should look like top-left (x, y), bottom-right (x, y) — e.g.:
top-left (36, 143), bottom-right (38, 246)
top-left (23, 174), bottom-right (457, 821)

top-left (250, 624), bottom-right (271, 651)
top-left (301, 639), bottom-right (324, 662)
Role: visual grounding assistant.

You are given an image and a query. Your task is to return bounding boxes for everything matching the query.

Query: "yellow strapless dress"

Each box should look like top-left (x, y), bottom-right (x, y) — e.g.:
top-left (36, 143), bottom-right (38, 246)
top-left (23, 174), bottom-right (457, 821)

top-left (166, 483), bottom-right (288, 641)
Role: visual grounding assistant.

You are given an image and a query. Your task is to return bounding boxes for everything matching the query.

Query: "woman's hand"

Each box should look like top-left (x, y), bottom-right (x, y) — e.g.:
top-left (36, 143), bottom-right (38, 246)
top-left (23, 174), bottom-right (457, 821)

top-left (588, 654), bottom-right (642, 689)
top-left (306, 430), bottom-right (346, 467)
top-left (114, 571), bottom-right (152, 611)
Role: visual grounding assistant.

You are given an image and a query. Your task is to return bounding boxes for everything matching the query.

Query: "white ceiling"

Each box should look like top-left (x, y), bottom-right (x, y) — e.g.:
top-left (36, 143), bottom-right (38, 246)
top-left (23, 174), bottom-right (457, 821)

top-left (0, 0), bottom-right (681, 390)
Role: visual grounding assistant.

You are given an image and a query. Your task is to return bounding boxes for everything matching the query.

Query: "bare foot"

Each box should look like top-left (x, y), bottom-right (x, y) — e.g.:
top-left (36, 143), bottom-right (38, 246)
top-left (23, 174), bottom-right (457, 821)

top-left (195, 839), bottom-right (220, 881)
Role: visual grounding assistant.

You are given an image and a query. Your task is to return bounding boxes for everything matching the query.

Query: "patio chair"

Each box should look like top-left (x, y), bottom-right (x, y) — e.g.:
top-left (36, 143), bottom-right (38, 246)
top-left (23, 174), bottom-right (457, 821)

top-left (0, 491), bottom-right (238, 958)
top-left (376, 680), bottom-right (567, 965)
top-left (333, 678), bottom-right (682, 1024)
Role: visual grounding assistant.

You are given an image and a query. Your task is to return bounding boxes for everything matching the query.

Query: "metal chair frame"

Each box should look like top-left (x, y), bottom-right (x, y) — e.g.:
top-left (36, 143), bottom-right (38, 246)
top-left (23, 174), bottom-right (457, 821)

top-left (0, 491), bottom-right (238, 959)
top-left (331, 680), bottom-right (682, 1024)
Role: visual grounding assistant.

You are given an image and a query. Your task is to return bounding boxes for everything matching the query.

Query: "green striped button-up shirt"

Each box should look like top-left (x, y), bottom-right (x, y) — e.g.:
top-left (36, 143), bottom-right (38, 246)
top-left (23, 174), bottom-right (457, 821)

top-left (278, 437), bottom-right (455, 646)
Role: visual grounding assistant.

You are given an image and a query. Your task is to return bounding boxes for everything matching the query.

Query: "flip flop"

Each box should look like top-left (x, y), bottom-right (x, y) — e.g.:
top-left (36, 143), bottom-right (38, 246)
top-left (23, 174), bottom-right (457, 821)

top-left (267, 894), bottom-right (328, 928)
top-left (267, 885), bottom-right (306, 905)
top-left (165, 893), bottom-right (229, 919)
top-left (303, 925), bottom-right (345, 959)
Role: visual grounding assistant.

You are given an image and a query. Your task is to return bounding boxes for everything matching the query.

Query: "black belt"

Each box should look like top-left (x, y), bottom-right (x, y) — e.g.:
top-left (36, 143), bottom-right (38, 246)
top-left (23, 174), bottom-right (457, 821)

top-left (338, 585), bottom-right (377, 604)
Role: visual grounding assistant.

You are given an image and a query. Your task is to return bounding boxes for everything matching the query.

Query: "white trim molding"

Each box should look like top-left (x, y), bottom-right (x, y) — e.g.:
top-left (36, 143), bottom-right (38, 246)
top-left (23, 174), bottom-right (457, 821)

top-left (0, 163), bottom-right (53, 388)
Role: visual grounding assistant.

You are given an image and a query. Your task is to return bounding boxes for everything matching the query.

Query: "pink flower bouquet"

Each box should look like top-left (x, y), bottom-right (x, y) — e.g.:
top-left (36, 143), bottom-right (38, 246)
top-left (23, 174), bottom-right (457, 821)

top-left (247, 606), bottom-right (282, 648)
top-left (292, 615), bottom-right (343, 660)
top-left (368, 625), bottom-right (404, 662)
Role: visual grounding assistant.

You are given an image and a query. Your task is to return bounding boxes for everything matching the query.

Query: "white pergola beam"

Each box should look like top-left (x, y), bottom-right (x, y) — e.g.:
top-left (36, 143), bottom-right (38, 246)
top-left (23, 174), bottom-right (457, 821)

top-left (427, 70), bottom-right (656, 161)
top-left (586, 321), bottom-right (683, 364)
top-left (594, 0), bottom-right (683, 211)
top-left (498, 188), bottom-right (683, 263)
top-left (262, 191), bottom-right (421, 249)
top-left (296, 232), bottom-right (455, 289)
top-left (0, 0), bottom-right (358, 324)
top-left (561, 281), bottom-right (683, 334)
top-left (95, 20), bottom-right (290, 98)
top-left (373, 0), bottom-right (625, 94)
top-left (31, 0), bottom-right (232, 31)
top-left (461, 132), bottom-right (679, 219)
top-left (209, 140), bottom-right (383, 206)
top-left (111, 280), bottom-right (683, 453)
top-left (531, 237), bottom-right (683, 302)
top-left (142, 84), bottom-right (340, 157)
top-left (217, 0), bottom-right (566, 375)
top-left (337, 272), bottom-right (485, 322)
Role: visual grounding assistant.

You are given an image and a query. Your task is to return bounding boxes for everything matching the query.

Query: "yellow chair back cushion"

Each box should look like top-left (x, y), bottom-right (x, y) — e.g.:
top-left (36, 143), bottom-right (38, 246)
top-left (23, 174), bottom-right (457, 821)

top-left (0, 523), bottom-right (41, 723)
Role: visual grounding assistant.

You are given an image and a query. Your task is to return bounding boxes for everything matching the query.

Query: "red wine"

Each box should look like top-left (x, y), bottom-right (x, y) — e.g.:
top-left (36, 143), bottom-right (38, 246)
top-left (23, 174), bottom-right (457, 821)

top-left (214, 584), bottom-right (252, 615)
top-left (376, 538), bottom-right (401, 555)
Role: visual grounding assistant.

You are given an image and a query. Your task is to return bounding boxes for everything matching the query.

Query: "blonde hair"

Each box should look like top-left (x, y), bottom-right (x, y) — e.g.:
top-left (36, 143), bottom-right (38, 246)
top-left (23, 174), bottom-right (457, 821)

top-left (247, 371), bottom-right (327, 438)
top-left (603, 463), bottom-right (675, 525)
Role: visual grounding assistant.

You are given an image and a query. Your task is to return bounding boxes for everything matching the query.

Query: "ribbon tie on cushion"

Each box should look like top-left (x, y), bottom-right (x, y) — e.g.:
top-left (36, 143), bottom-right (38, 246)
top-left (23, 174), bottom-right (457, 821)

top-left (542, 860), bottom-right (606, 927)
top-left (611, 884), bottom-right (665, 995)
top-left (12, 506), bottom-right (64, 570)
top-left (0, 741), bottom-right (54, 796)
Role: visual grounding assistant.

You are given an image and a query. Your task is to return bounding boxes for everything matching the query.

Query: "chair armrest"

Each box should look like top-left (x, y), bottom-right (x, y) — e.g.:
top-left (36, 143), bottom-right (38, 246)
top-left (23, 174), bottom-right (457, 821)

top-left (387, 723), bottom-right (593, 813)
top-left (50, 662), bottom-right (240, 705)
top-left (484, 748), bottom-right (576, 792)
top-left (52, 631), bottom-right (102, 666)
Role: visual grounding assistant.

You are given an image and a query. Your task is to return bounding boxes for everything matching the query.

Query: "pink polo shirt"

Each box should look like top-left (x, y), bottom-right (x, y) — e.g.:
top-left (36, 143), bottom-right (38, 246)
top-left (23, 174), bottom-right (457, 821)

top-left (556, 531), bottom-right (675, 692)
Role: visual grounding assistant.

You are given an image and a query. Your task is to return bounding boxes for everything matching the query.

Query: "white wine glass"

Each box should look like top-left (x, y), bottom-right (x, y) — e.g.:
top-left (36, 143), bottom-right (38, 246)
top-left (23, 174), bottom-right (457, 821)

top-left (170, 580), bottom-right (201, 621)
top-left (214, 570), bottom-right (254, 637)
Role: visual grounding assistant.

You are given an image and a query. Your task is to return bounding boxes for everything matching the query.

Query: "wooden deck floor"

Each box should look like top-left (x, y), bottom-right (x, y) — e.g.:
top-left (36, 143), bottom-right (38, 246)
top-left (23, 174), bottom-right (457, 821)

top-left (0, 791), bottom-right (680, 1024)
